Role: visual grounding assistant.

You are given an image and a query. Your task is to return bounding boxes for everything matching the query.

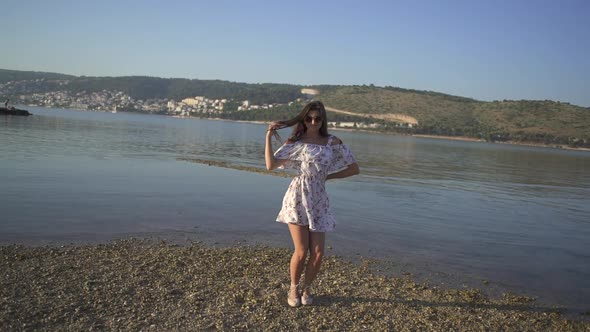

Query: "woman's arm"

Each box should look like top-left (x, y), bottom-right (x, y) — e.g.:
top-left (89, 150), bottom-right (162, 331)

top-left (265, 124), bottom-right (287, 171)
top-left (326, 162), bottom-right (360, 180)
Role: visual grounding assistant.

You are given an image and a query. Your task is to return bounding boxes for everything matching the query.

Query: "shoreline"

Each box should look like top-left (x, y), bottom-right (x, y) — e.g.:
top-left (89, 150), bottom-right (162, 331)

top-left (413, 134), bottom-right (590, 152)
top-left (206, 118), bottom-right (590, 152)
top-left (412, 134), bottom-right (486, 142)
top-left (176, 157), bottom-right (291, 177)
top-left (204, 116), bottom-right (590, 152)
top-left (2, 237), bottom-right (588, 330)
top-left (25, 105), bottom-right (589, 152)
top-left (5, 106), bottom-right (587, 326)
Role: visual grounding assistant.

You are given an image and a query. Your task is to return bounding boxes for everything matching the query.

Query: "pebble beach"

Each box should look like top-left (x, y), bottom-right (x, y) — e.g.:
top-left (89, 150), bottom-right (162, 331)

top-left (1, 238), bottom-right (588, 331)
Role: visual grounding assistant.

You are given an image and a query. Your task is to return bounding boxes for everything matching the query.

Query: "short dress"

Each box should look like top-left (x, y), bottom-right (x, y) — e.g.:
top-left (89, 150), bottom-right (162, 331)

top-left (273, 135), bottom-right (357, 232)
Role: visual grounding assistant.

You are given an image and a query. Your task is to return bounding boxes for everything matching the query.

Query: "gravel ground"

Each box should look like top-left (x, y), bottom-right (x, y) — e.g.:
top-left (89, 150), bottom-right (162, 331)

top-left (1, 238), bottom-right (588, 331)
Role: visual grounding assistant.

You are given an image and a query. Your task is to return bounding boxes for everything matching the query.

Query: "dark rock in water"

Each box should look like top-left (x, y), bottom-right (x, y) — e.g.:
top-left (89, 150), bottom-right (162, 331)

top-left (0, 107), bottom-right (32, 116)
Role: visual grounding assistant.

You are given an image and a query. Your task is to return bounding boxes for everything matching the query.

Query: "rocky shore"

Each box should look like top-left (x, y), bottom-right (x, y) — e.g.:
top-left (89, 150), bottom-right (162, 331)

top-left (0, 107), bottom-right (32, 116)
top-left (1, 238), bottom-right (588, 331)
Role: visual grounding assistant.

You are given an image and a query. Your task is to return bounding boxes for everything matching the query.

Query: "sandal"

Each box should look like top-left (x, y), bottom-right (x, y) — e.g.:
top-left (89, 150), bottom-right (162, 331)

top-left (301, 286), bottom-right (313, 305)
top-left (287, 284), bottom-right (301, 307)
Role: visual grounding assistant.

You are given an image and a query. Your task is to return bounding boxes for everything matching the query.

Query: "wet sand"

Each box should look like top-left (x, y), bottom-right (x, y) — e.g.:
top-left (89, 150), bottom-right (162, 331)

top-left (176, 157), bottom-right (291, 177)
top-left (1, 238), bottom-right (588, 331)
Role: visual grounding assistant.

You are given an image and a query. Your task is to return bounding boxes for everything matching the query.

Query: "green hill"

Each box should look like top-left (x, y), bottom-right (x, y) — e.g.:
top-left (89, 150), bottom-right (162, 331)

top-left (67, 76), bottom-right (302, 104)
top-left (2, 69), bottom-right (588, 147)
top-left (0, 69), bottom-right (75, 83)
top-left (317, 85), bottom-right (590, 147)
top-left (0, 69), bottom-right (301, 105)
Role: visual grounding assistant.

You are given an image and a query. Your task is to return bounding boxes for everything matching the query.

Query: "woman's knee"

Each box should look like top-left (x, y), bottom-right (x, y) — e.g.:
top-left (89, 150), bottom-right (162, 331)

top-left (293, 247), bottom-right (308, 261)
top-left (309, 248), bottom-right (324, 263)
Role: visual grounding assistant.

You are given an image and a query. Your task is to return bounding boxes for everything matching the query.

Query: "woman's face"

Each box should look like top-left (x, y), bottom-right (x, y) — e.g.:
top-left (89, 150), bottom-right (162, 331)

top-left (304, 110), bottom-right (323, 132)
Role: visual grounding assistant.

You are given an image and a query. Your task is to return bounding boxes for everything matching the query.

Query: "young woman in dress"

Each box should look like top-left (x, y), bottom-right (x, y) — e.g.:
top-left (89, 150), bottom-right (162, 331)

top-left (265, 100), bottom-right (360, 307)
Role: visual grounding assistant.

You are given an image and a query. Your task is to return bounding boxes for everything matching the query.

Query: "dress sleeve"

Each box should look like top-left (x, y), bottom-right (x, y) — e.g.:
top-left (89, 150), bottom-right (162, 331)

top-left (273, 143), bottom-right (300, 170)
top-left (328, 144), bottom-right (357, 173)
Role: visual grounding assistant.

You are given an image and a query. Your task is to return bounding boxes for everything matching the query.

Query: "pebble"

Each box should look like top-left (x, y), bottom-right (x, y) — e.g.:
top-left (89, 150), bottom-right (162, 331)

top-left (1, 238), bottom-right (587, 331)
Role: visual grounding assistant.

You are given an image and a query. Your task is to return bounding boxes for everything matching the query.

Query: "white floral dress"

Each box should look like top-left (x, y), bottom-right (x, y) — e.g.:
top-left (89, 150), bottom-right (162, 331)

top-left (274, 135), bottom-right (357, 232)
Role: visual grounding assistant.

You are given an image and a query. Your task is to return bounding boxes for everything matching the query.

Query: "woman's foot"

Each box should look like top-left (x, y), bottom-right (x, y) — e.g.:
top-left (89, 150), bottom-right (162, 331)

top-left (287, 285), bottom-right (301, 307)
top-left (301, 286), bottom-right (313, 305)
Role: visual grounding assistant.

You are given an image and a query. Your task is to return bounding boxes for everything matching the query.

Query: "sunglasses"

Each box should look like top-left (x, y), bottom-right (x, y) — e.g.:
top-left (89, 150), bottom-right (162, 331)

top-left (304, 116), bottom-right (323, 123)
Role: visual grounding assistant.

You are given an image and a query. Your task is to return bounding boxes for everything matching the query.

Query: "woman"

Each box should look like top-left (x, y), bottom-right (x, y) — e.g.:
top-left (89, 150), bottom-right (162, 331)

top-left (265, 100), bottom-right (360, 307)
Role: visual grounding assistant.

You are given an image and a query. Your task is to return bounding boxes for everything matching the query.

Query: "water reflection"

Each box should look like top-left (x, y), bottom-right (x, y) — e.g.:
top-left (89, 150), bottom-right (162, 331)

top-left (3, 107), bottom-right (589, 191)
top-left (2, 107), bottom-right (590, 310)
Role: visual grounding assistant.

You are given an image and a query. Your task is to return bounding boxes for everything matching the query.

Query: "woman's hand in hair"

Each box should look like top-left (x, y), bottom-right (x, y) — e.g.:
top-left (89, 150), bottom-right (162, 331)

top-left (267, 121), bottom-right (283, 132)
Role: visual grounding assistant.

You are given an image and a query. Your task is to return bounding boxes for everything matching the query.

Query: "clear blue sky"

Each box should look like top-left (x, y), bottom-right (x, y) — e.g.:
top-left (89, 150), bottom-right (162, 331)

top-left (2, 0), bottom-right (589, 106)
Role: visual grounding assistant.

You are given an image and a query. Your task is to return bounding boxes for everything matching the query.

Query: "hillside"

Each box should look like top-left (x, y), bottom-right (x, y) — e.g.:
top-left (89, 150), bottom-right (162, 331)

top-left (0, 69), bottom-right (75, 83)
top-left (0, 70), bottom-right (302, 105)
top-left (2, 69), bottom-right (589, 147)
top-left (317, 85), bottom-right (590, 146)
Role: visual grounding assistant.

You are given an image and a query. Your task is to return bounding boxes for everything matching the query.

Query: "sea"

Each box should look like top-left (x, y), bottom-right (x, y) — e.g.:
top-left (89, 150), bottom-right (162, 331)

top-left (1, 106), bottom-right (589, 313)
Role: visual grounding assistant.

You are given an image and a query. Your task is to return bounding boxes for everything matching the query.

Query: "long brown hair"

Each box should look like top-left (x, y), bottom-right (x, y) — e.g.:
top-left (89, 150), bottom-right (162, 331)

top-left (273, 100), bottom-right (329, 143)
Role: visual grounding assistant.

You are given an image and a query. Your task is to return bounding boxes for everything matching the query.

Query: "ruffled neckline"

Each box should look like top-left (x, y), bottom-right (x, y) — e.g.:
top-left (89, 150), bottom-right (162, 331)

top-left (274, 141), bottom-right (332, 165)
top-left (273, 138), bottom-right (356, 172)
top-left (286, 140), bottom-right (343, 148)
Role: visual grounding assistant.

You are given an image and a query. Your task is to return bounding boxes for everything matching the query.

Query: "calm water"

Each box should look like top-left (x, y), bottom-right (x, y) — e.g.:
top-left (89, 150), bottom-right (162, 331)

top-left (1, 106), bottom-right (589, 311)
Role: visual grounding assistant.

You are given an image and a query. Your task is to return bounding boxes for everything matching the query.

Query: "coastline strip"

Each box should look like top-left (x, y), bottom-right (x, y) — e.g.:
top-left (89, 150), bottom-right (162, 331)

top-left (1, 239), bottom-right (587, 330)
top-left (177, 157), bottom-right (292, 177)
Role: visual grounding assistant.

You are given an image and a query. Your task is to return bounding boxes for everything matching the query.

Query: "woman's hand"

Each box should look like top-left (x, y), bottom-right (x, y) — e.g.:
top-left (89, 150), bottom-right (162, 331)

top-left (326, 163), bottom-right (360, 180)
top-left (267, 122), bottom-right (281, 134)
top-left (267, 122), bottom-right (285, 141)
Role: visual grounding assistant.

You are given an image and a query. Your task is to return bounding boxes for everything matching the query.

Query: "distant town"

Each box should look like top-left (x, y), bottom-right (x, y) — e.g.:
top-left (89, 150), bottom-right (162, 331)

top-left (1, 79), bottom-right (382, 129)
top-left (6, 86), bottom-right (277, 115)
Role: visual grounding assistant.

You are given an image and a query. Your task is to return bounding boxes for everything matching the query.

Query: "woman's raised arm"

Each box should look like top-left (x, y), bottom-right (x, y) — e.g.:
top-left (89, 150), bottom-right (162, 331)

top-left (265, 123), bottom-right (287, 171)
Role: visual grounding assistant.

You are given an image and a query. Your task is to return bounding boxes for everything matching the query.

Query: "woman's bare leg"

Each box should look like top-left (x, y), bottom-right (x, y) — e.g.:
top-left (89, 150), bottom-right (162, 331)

top-left (288, 224), bottom-right (310, 287)
top-left (303, 231), bottom-right (325, 290)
